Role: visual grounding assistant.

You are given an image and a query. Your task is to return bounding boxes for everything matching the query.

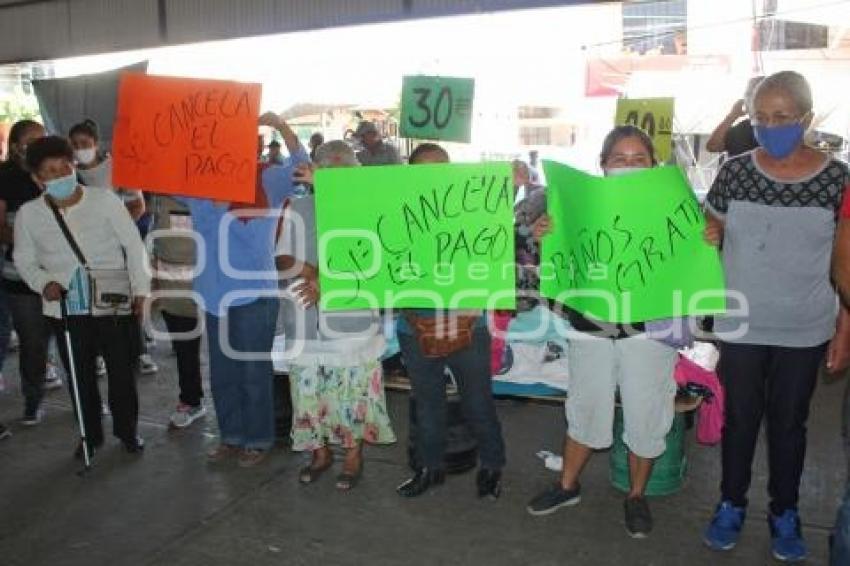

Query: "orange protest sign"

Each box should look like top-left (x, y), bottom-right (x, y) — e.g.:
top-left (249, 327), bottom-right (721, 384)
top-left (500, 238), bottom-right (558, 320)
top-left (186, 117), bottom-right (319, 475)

top-left (112, 73), bottom-right (261, 203)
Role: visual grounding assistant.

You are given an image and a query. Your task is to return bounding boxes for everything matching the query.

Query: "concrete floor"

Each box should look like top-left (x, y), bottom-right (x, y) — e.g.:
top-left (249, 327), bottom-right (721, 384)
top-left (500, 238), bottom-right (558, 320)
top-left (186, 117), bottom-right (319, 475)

top-left (0, 340), bottom-right (847, 566)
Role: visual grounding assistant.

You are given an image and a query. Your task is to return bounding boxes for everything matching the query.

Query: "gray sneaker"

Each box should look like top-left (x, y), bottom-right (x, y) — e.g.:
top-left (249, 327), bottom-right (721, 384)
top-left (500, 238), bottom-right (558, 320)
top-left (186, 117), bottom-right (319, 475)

top-left (624, 496), bottom-right (653, 538)
top-left (95, 356), bottom-right (107, 377)
top-left (45, 363), bottom-right (64, 390)
top-left (0, 423), bottom-right (11, 440)
top-left (170, 403), bottom-right (206, 428)
top-left (21, 407), bottom-right (44, 426)
top-left (527, 483), bottom-right (581, 516)
top-left (138, 354), bottom-right (158, 375)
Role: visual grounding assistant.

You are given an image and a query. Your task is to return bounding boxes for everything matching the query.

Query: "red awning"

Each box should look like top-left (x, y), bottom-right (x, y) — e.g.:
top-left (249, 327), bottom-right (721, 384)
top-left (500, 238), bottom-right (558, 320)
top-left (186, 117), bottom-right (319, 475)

top-left (586, 54), bottom-right (732, 97)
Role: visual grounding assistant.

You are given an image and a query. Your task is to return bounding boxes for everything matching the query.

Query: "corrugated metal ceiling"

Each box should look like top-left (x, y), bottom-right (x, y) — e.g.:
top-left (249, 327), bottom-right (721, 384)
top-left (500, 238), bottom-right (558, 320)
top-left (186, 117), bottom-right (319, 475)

top-left (0, 0), bottom-right (610, 64)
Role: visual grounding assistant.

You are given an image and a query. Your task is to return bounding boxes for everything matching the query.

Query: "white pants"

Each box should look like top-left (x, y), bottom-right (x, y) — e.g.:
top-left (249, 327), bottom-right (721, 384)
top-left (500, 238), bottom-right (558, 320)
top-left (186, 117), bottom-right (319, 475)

top-left (565, 334), bottom-right (677, 459)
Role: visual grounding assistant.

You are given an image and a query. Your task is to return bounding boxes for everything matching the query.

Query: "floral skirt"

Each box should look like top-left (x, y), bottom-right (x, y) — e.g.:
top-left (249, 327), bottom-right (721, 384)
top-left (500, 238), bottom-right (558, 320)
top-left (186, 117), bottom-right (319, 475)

top-left (289, 359), bottom-right (396, 451)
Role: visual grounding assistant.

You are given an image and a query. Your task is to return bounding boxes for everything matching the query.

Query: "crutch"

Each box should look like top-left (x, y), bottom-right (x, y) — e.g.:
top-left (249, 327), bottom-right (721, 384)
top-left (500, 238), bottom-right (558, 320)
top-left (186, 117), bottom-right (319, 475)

top-left (60, 293), bottom-right (91, 473)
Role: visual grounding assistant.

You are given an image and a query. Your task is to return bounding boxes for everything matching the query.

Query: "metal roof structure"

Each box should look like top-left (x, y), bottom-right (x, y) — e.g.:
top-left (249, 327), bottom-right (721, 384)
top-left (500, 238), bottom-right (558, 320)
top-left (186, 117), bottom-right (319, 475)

top-left (0, 0), bottom-right (611, 64)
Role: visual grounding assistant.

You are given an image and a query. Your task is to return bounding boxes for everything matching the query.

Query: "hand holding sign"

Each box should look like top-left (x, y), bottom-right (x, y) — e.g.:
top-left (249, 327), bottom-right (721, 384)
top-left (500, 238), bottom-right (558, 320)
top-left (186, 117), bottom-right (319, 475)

top-left (703, 215), bottom-right (724, 247)
top-left (292, 162), bottom-right (316, 185)
top-left (400, 75), bottom-right (475, 143)
top-left (113, 73), bottom-right (261, 203)
top-left (293, 277), bottom-right (320, 309)
top-left (532, 214), bottom-right (552, 242)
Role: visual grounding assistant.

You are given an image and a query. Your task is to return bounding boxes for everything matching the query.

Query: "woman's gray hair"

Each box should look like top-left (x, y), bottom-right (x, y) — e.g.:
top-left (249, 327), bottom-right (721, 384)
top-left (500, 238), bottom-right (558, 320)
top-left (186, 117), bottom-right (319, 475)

top-left (754, 70), bottom-right (813, 115)
top-left (314, 140), bottom-right (359, 168)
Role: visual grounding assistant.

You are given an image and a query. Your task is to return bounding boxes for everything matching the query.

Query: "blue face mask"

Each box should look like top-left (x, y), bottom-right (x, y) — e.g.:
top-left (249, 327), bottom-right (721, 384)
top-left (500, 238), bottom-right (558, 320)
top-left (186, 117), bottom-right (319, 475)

top-left (754, 122), bottom-right (805, 159)
top-left (45, 172), bottom-right (78, 200)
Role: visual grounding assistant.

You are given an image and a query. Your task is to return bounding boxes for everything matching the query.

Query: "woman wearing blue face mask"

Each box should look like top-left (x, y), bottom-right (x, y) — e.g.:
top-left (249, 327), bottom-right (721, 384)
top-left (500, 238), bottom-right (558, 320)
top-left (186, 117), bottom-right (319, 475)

top-left (702, 71), bottom-right (850, 562)
top-left (13, 136), bottom-right (150, 459)
top-left (526, 126), bottom-right (680, 540)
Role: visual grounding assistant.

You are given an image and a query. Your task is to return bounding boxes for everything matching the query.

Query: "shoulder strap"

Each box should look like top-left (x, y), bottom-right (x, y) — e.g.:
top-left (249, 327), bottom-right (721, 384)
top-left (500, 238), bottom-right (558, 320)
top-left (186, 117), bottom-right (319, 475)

top-left (46, 196), bottom-right (88, 268)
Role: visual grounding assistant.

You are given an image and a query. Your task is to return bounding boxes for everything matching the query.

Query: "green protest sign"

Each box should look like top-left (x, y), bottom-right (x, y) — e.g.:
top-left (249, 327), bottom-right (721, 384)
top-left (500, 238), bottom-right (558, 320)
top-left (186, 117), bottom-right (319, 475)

top-left (539, 161), bottom-right (725, 323)
top-left (400, 75), bottom-right (475, 143)
top-left (615, 98), bottom-right (674, 162)
top-left (314, 162), bottom-right (516, 311)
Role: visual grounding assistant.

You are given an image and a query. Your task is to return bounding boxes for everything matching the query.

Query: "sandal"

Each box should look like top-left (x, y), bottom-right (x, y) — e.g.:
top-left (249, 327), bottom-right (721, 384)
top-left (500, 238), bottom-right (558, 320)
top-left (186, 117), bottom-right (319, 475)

top-left (299, 457), bottom-right (333, 484)
top-left (336, 461), bottom-right (363, 491)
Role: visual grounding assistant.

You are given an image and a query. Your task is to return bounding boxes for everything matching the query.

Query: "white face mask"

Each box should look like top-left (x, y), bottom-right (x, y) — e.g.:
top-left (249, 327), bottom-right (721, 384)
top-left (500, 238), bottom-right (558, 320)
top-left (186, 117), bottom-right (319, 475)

top-left (605, 166), bottom-right (648, 177)
top-left (76, 156), bottom-right (112, 189)
top-left (74, 148), bottom-right (97, 165)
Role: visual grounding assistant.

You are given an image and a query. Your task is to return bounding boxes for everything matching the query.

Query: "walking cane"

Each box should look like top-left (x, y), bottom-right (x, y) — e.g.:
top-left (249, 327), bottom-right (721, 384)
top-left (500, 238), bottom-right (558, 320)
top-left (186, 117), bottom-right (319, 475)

top-left (60, 293), bottom-right (91, 473)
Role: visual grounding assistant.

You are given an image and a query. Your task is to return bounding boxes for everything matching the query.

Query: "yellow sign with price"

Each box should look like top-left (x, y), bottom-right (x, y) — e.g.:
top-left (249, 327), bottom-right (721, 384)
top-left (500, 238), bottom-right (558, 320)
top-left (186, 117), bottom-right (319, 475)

top-left (615, 98), bottom-right (675, 163)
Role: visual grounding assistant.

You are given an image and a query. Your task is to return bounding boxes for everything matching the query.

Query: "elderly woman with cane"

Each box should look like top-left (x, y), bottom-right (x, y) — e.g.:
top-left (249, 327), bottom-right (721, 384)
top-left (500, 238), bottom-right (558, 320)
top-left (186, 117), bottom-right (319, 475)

top-left (14, 136), bottom-right (149, 460)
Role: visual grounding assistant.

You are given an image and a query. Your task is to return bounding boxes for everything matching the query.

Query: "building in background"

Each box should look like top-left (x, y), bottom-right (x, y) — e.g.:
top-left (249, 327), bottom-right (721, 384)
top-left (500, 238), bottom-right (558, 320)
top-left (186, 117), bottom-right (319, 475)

top-left (581, 0), bottom-right (849, 193)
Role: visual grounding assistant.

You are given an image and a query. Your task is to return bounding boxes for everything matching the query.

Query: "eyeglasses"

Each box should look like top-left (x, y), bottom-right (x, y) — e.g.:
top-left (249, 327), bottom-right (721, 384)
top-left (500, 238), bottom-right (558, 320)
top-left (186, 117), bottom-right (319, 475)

top-left (751, 112), bottom-right (803, 128)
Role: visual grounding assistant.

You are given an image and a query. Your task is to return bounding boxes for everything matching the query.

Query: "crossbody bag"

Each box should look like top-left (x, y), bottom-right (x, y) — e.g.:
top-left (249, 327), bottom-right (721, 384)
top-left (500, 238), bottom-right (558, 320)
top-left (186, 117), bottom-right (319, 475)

top-left (47, 198), bottom-right (133, 316)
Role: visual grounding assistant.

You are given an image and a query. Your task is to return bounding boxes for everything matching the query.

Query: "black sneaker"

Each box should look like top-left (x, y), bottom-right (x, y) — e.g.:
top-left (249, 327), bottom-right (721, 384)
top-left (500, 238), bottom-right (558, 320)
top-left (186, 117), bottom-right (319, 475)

top-left (624, 496), bottom-right (653, 538)
top-left (476, 469), bottom-right (502, 500)
top-left (397, 468), bottom-right (445, 498)
top-left (0, 423), bottom-right (10, 440)
top-left (526, 483), bottom-right (581, 516)
top-left (122, 436), bottom-right (145, 454)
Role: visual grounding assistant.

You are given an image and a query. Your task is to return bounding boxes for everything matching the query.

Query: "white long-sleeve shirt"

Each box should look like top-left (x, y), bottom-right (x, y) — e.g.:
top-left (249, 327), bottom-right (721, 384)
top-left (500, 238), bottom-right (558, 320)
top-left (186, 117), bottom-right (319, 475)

top-left (14, 187), bottom-right (150, 319)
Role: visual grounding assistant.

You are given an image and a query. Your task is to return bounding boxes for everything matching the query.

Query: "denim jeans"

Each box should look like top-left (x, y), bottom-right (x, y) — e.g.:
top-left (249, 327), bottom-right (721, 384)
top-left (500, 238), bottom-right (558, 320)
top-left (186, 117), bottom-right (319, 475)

top-left (399, 326), bottom-right (506, 471)
top-left (719, 341), bottom-right (826, 514)
top-left (205, 297), bottom-right (278, 450)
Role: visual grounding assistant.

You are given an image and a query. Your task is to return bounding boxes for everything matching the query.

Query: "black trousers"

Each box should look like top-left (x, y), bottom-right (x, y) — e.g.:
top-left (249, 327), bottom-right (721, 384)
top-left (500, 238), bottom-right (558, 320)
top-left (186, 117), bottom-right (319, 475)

top-left (161, 311), bottom-right (203, 407)
top-left (399, 327), bottom-right (506, 471)
top-left (8, 291), bottom-right (49, 413)
top-left (50, 314), bottom-right (139, 448)
top-left (719, 341), bottom-right (827, 515)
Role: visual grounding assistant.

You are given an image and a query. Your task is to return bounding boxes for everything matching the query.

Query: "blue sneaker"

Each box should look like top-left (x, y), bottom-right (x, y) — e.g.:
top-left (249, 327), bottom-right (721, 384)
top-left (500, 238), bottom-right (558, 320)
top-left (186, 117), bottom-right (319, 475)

top-left (704, 500), bottom-right (746, 551)
top-left (769, 509), bottom-right (807, 562)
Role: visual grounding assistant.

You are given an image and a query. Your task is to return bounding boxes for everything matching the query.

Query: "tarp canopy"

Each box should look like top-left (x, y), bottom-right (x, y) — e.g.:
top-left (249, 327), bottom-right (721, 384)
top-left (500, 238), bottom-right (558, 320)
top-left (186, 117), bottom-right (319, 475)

top-left (32, 61), bottom-right (148, 150)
